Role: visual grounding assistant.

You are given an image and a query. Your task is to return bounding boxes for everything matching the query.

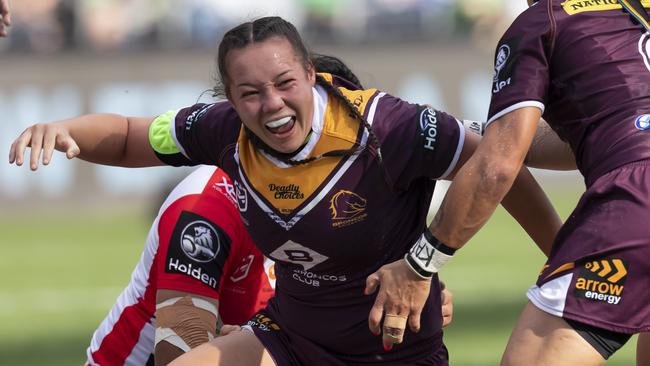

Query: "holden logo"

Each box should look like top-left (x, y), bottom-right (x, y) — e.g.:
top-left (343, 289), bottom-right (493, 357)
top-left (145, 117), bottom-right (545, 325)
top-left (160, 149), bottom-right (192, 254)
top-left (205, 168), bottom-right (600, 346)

top-left (493, 44), bottom-right (511, 81)
top-left (180, 221), bottom-right (219, 262)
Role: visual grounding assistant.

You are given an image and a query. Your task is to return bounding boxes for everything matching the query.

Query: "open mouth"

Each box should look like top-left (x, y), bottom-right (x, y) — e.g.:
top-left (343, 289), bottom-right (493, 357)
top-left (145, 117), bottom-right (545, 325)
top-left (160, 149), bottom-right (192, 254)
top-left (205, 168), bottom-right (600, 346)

top-left (265, 116), bottom-right (296, 134)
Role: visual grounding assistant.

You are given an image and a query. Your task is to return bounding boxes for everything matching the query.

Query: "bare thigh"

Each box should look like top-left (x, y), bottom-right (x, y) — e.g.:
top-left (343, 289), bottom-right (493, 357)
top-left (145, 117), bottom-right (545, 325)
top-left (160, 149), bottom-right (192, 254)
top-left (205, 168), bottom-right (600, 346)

top-left (501, 301), bottom-right (605, 366)
top-left (638, 332), bottom-right (650, 366)
top-left (168, 329), bottom-right (275, 366)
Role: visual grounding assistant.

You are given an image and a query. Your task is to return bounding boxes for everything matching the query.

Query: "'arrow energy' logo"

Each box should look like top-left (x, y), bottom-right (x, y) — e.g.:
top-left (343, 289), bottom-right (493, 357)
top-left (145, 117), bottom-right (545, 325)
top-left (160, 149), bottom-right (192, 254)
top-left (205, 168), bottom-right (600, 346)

top-left (574, 258), bottom-right (628, 305)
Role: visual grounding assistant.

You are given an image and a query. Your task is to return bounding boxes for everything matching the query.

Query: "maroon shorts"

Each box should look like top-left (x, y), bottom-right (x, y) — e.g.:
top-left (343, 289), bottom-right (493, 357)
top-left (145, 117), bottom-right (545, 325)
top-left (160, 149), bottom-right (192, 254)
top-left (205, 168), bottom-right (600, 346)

top-left (245, 306), bottom-right (449, 366)
top-left (529, 160), bottom-right (650, 333)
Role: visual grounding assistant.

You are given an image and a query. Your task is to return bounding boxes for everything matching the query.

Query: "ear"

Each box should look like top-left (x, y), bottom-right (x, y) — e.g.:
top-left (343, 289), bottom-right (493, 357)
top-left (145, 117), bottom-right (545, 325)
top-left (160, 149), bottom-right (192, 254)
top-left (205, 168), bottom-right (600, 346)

top-left (306, 61), bottom-right (316, 86)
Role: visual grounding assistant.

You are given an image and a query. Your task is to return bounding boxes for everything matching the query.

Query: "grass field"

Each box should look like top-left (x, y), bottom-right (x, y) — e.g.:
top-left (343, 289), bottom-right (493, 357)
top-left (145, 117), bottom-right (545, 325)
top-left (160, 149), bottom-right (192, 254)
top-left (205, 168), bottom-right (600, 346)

top-left (0, 180), bottom-right (639, 365)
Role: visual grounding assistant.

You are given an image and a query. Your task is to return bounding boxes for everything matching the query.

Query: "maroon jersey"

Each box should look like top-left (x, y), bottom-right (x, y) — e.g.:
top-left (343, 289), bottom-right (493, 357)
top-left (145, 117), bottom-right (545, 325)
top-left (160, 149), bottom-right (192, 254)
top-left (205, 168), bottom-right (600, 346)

top-left (489, 1), bottom-right (650, 334)
top-left (149, 74), bottom-right (464, 364)
top-left (488, 0), bottom-right (650, 185)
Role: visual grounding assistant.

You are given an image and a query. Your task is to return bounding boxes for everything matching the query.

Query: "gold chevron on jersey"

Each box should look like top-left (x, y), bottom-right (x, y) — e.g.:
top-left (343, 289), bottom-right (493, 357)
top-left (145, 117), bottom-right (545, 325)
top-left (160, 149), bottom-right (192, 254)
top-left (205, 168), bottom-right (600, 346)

top-left (236, 82), bottom-right (379, 216)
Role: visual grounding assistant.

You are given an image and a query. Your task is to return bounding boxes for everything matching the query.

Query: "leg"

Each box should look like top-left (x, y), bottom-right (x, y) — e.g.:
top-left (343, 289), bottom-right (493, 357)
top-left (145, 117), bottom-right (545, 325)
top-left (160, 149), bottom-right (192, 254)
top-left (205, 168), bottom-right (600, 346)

top-left (168, 329), bottom-right (275, 366)
top-left (501, 301), bottom-right (605, 366)
top-left (638, 332), bottom-right (650, 366)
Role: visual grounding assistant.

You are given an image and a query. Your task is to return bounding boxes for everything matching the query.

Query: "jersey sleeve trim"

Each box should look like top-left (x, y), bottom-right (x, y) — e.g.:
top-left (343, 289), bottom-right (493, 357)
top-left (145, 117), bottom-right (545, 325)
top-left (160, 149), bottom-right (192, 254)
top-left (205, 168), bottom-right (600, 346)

top-left (367, 92), bottom-right (387, 126)
top-left (437, 119), bottom-right (465, 180)
top-left (486, 101), bottom-right (545, 127)
top-left (149, 110), bottom-right (188, 158)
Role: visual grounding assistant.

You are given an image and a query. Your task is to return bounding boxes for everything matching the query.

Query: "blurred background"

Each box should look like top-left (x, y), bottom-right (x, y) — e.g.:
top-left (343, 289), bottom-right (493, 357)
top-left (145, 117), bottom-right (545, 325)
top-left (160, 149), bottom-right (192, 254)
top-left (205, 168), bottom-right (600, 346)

top-left (0, 0), bottom-right (638, 365)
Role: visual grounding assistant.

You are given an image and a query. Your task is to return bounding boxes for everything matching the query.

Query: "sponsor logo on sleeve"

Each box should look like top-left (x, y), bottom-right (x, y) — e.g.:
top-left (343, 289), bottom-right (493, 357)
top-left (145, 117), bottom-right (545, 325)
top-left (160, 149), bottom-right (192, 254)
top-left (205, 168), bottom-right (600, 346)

top-left (329, 190), bottom-right (368, 228)
top-left (573, 258), bottom-right (628, 305)
top-left (184, 104), bottom-right (213, 130)
top-left (166, 211), bottom-right (230, 290)
top-left (419, 107), bottom-right (438, 152)
top-left (492, 37), bottom-right (520, 94)
top-left (635, 114), bottom-right (650, 130)
top-left (212, 176), bottom-right (238, 208)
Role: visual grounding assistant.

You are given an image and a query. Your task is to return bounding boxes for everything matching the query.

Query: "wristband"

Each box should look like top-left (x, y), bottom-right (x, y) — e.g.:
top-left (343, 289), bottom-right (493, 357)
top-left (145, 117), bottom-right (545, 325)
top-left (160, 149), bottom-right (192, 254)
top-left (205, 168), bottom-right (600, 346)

top-left (405, 231), bottom-right (456, 279)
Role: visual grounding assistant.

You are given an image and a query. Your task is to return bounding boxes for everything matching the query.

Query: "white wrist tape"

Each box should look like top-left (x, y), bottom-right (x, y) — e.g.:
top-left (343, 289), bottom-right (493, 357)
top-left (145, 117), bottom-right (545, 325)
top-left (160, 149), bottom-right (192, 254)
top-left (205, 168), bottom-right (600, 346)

top-left (405, 232), bottom-right (455, 278)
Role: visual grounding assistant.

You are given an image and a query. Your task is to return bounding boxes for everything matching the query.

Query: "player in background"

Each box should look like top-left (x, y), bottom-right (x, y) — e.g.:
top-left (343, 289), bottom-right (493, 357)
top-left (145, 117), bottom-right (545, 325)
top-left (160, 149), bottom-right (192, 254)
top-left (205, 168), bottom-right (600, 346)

top-left (85, 166), bottom-right (275, 366)
top-left (424, 0), bottom-right (650, 364)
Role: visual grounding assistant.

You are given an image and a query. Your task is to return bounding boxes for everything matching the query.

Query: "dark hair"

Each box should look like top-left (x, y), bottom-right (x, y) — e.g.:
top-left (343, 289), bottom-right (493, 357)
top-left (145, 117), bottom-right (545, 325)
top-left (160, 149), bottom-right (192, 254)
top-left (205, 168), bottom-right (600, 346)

top-left (215, 16), bottom-right (383, 168)
top-left (215, 16), bottom-right (310, 97)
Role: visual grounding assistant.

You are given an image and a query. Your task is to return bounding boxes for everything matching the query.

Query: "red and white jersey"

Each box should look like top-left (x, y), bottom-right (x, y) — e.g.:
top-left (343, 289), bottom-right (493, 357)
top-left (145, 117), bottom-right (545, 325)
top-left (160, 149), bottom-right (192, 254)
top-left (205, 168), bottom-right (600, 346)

top-left (86, 166), bottom-right (275, 366)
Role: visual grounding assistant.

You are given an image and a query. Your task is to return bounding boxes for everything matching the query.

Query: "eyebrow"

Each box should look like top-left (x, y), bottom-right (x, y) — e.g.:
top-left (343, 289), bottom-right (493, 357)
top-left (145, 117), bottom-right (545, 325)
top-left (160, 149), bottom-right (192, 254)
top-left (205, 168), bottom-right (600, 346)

top-left (236, 70), bottom-right (292, 88)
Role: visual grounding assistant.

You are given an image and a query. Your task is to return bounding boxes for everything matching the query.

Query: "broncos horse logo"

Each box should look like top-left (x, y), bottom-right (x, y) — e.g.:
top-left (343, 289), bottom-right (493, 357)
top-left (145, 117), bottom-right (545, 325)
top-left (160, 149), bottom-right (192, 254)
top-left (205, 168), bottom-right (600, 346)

top-left (329, 190), bottom-right (367, 220)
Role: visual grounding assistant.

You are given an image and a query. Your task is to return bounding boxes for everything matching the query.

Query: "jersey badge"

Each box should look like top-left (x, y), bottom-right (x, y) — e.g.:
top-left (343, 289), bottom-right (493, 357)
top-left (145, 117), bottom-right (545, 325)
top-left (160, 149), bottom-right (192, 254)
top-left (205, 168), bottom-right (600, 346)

top-left (492, 37), bottom-right (520, 94)
top-left (635, 114), bottom-right (650, 130)
top-left (166, 211), bottom-right (231, 290)
top-left (329, 190), bottom-right (368, 228)
top-left (230, 255), bottom-right (255, 282)
top-left (573, 258), bottom-right (628, 305)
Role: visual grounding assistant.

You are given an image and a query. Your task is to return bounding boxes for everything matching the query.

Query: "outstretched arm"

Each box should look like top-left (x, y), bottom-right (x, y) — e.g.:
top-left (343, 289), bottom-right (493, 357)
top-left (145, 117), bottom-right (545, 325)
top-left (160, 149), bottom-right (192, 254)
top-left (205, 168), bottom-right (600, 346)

top-left (9, 114), bottom-right (162, 169)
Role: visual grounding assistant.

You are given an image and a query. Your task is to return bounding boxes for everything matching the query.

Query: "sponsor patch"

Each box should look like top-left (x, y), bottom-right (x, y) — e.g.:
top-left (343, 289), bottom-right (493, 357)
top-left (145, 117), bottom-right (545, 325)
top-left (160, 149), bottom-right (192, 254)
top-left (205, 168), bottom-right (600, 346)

top-left (573, 258), bottom-right (628, 305)
top-left (268, 240), bottom-right (328, 271)
top-left (184, 104), bottom-right (213, 130)
top-left (561, 0), bottom-right (648, 15)
top-left (329, 190), bottom-right (368, 228)
top-left (211, 176), bottom-right (238, 208)
top-left (419, 107), bottom-right (438, 152)
top-left (166, 211), bottom-right (230, 289)
top-left (268, 183), bottom-right (305, 200)
top-left (635, 114), bottom-right (650, 130)
top-left (492, 37), bottom-right (520, 94)
top-left (247, 313), bottom-right (280, 332)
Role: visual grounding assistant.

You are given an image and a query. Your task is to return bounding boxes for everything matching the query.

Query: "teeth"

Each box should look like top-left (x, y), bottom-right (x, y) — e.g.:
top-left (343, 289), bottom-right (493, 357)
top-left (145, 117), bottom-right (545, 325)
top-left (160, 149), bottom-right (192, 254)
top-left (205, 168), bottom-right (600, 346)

top-left (266, 116), bottom-right (292, 128)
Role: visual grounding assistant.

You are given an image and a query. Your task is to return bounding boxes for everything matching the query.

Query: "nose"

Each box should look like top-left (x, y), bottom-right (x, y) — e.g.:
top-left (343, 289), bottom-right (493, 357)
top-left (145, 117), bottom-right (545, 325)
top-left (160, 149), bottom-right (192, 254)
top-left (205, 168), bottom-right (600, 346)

top-left (261, 88), bottom-right (285, 114)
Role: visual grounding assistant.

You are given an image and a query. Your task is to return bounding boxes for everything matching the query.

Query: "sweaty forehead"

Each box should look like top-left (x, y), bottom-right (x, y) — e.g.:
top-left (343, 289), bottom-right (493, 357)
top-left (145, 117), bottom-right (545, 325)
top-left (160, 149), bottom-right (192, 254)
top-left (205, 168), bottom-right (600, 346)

top-left (226, 37), bottom-right (303, 86)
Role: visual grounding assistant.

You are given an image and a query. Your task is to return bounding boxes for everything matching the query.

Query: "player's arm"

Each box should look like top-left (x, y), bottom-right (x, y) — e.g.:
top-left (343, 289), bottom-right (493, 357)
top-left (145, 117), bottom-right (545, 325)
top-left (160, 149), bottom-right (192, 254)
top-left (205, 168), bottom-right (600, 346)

top-left (9, 114), bottom-right (161, 170)
top-left (525, 119), bottom-right (576, 170)
top-left (154, 289), bottom-right (220, 366)
top-left (431, 107), bottom-right (541, 248)
top-left (445, 120), bottom-right (561, 256)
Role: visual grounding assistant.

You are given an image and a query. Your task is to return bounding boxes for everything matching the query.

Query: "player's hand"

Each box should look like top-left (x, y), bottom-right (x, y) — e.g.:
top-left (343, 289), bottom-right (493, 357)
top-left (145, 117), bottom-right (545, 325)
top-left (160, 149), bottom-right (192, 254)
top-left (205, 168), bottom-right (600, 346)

top-left (440, 284), bottom-right (453, 328)
top-left (365, 259), bottom-right (432, 351)
top-left (218, 324), bottom-right (242, 337)
top-left (9, 123), bottom-right (80, 170)
top-left (0, 0), bottom-right (11, 37)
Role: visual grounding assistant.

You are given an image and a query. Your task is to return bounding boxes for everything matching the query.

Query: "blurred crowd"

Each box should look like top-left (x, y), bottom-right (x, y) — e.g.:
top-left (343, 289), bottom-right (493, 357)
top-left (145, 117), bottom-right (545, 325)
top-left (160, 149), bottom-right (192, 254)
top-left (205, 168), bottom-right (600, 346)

top-left (0, 0), bottom-right (526, 54)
